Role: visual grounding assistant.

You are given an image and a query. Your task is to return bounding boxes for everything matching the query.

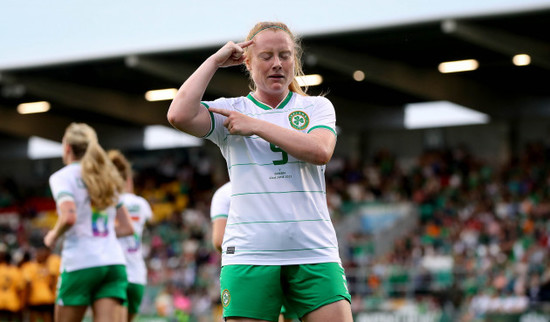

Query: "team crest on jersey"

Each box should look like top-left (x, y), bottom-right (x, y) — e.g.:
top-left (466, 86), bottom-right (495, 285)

top-left (288, 111), bottom-right (309, 130)
top-left (222, 289), bottom-right (231, 307)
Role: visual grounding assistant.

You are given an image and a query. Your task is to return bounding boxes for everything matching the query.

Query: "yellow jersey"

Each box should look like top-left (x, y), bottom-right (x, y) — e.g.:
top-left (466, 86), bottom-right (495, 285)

top-left (0, 263), bottom-right (25, 311)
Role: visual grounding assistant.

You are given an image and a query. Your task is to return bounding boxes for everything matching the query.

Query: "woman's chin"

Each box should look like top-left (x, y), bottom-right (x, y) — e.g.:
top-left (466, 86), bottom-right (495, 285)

top-left (269, 83), bottom-right (288, 93)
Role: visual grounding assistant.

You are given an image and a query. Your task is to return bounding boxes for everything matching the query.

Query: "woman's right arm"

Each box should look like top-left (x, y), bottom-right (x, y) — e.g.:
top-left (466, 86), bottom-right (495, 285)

top-left (211, 218), bottom-right (227, 252)
top-left (44, 200), bottom-right (77, 248)
top-left (167, 40), bottom-right (253, 137)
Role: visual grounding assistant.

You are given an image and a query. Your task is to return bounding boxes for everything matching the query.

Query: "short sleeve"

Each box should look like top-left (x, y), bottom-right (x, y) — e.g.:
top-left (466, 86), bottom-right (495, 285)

top-left (49, 171), bottom-right (75, 207)
top-left (141, 197), bottom-right (153, 222)
top-left (210, 182), bottom-right (231, 221)
top-left (200, 98), bottom-right (234, 147)
top-left (307, 96), bottom-right (337, 136)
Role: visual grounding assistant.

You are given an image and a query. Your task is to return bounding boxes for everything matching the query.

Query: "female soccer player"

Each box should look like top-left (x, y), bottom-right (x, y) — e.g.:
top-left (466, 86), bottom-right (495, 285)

top-left (108, 149), bottom-right (153, 322)
top-left (168, 22), bottom-right (352, 322)
top-left (45, 122), bottom-right (134, 322)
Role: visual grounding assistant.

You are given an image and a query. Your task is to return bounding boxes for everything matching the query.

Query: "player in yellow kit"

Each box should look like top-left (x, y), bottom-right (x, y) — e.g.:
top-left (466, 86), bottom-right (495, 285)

top-left (0, 244), bottom-right (25, 322)
top-left (22, 245), bottom-right (60, 322)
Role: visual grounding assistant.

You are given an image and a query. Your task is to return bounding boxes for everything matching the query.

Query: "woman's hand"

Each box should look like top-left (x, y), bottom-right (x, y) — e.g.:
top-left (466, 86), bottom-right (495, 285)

top-left (44, 230), bottom-right (57, 248)
top-left (209, 107), bottom-right (259, 136)
top-left (211, 40), bottom-right (254, 68)
top-left (209, 107), bottom-right (336, 165)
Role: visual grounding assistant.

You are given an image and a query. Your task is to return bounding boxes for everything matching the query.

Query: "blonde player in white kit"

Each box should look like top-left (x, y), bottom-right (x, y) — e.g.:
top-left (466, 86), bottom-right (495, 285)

top-left (44, 123), bottom-right (134, 322)
top-left (210, 181), bottom-right (298, 322)
top-left (108, 150), bottom-right (153, 322)
top-left (168, 21), bottom-right (352, 322)
top-left (210, 181), bottom-right (231, 252)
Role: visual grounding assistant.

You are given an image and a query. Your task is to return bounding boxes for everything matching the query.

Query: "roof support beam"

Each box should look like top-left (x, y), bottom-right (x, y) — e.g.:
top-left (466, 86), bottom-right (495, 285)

top-left (442, 19), bottom-right (550, 70)
top-left (0, 105), bottom-right (68, 141)
top-left (0, 74), bottom-right (169, 126)
top-left (125, 56), bottom-right (250, 97)
top-left (0, 105), bottom-right (145, 152)
top-left (329, 96), bottom-right (404, 130)
top-left (308, 45), bottom-right (520, 118)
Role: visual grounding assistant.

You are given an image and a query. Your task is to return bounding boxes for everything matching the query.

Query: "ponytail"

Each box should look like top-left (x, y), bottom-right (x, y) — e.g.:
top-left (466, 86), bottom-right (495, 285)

top-left (64, 123), bottom-right (124, 210)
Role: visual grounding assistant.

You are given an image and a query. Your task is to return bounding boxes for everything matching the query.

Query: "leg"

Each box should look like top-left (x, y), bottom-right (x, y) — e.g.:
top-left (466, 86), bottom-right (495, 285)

top-left (55, 304), bottom-right (88, 322)
top-left (32, 310), bottom-right (53, 322)
top-left (29, 310), bottom-right (38, 322)
top-left (121, 305), bottom-right (132, 322)
top-left (221, 265), bottom-right (283, 322)
top-left (92, 298), bottom-right (123, 322)
top-left (42, 310), bottom-right (54, 322)
top-left (91, 265), bottom-right (128, 322)
top-left (278, 314), bottom-right (295, 322)
top-left (45, 306), bottom-right (55, 322)
top-left (301, 300), bottom-right (353, 322)
top-left (283, 263), bottom-right (352, 322)
top-left (125, 282), bottom-right (145, 322)
top-left (117, 304), bottom-right (128, 322)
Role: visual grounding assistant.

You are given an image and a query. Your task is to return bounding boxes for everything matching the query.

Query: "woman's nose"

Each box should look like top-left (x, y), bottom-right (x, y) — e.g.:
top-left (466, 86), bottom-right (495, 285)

top-left (273, 57), bottom-right (282, 68)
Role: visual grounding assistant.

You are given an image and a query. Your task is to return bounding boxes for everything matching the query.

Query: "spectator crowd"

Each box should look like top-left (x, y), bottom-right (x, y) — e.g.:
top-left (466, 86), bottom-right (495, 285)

top-left (2, 141), bottom-right (550, 321)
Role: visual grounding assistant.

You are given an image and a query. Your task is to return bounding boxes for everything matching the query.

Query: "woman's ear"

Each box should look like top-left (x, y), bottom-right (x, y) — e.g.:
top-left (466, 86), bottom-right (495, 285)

top-left (65, 143), bottom-right (72, 155)
top-left (244, 56), bottom-right (251, 71)
top-left (62, 143), bottom-right (72, 164)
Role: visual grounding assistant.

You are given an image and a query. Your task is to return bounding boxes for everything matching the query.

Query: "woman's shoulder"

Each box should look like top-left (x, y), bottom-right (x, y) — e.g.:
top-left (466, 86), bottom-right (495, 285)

top-left (50, 163), bottom-right (80, 180)
top-left (210, 95), bottom-right (247, 104)
top-left (294, 93), bottom-right (333, 109)
top-left (122, 192), bottom-right (150, 205)
top-left (213, 182), bottom-right (232, 199)
top-left (295, 93), bottom-right (331, 103)
top-left (204, 96), bottom-right (248, 110)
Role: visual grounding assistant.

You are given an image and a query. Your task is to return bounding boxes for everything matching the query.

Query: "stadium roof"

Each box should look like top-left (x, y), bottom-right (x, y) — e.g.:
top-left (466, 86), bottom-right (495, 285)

top-left (1, 1), bottom-right (550, 157)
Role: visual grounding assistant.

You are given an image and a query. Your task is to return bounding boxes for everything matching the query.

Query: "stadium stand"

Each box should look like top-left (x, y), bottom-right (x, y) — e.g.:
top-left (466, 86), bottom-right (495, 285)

top-left (2, 140), bottom-right (550, 321)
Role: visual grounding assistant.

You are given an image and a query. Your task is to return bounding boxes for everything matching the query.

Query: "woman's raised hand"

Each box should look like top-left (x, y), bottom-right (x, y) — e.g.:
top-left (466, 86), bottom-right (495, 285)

top-left (212, 40), bottom-right (254, 68)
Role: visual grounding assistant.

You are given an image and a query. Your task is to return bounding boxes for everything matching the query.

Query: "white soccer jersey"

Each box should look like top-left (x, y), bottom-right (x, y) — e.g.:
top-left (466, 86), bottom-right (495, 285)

top-left (210, 182), bottom-right (231, 222)
top-left (49, 163), bottom-right (126, 272)
top-left (202, 92), bottom-right (341, 266)
top-left (118, 193), bottom-right (152, 285)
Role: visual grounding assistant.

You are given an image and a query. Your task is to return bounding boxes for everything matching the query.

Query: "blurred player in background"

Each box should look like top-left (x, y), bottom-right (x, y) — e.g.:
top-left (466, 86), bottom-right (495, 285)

top-left (210, 181), bottom-right (231, 253)
top-left (169, 21), bottom-right (352, 321)
top-left (0, 243), bottom-right (25, 322)
top-left (210, 181), bottom-right (297, 322)
top-left (44, 122), bottom-right (134, 322)
top-left (21, 244), bottom-right (60, 322)
top-left (108, 149), bottom-right (153, 322)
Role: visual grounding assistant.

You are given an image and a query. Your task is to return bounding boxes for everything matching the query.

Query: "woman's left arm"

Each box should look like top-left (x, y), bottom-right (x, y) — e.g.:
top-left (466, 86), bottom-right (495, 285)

top-left (255, 123), bottom-right (336, 165)
top-left (208, 107), bottom-right (335, 165)
top-left (115, 205), bottom-right (135, 237)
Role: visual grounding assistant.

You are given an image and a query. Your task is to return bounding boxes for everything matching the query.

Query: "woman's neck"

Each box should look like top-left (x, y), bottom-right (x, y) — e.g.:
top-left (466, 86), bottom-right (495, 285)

top-left (126, 179), bottom-right (134, 193)
top-left (253, 90), bottom-right (290, 109)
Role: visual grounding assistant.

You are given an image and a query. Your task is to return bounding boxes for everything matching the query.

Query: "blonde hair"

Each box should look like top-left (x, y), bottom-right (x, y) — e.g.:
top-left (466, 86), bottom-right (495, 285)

top-left (107, 149), bottom-right (132, 182)
top-left (245, 22), bottom-right (308, 96)
top-left (63, 123), bottom-right (124, 210)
